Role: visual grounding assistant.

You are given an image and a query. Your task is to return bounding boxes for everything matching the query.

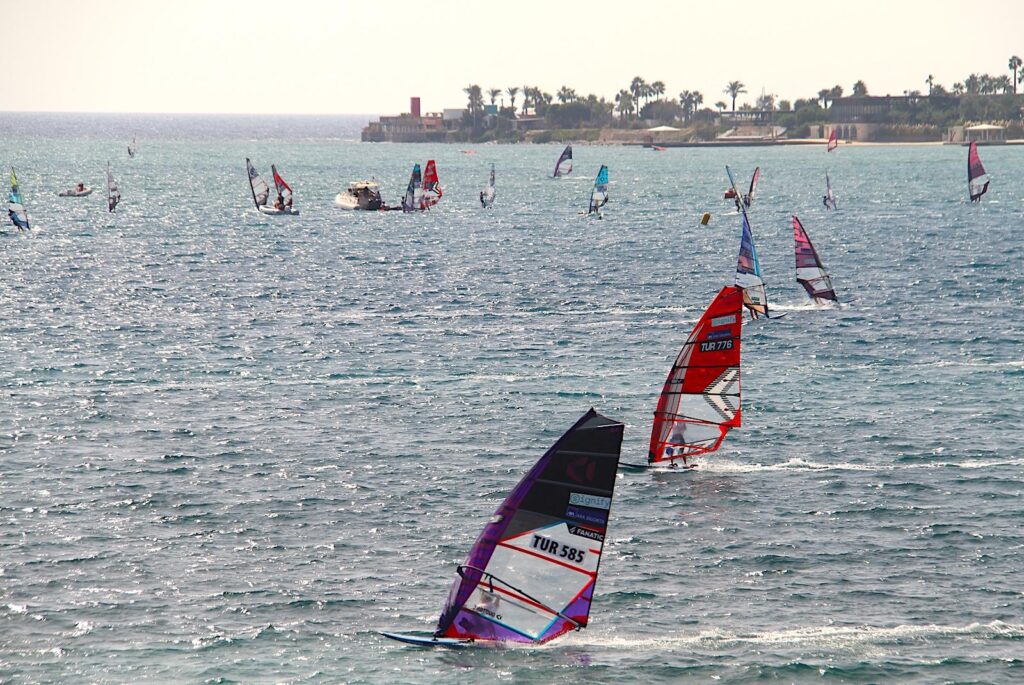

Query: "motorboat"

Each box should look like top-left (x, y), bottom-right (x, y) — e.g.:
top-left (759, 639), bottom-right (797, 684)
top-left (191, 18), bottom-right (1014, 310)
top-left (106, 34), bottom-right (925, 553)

top-left (335, 181), bottom-right (385, 210)
top-left (58, 183), bottom-right (93, 197)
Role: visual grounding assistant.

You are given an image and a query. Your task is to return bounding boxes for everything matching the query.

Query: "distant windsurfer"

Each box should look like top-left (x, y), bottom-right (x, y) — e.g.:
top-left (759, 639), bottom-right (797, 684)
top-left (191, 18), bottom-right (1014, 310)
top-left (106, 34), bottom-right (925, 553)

top-left (480, 191), bottom-right (486, 207)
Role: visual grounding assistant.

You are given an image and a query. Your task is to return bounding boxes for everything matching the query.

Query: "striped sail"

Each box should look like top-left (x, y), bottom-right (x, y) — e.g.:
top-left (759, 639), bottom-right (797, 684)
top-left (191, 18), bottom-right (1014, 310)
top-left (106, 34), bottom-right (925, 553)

top-left (553, 145), bottom-right (572, 177)
top-left (793, 215), bottom-right (837, 303)
top-left (435, 409), bottom-right (624, 644)
top-left (8, 168), bottom-right (30, 230)
top-left (402, 163), bottom-right (422, 212)
top-left (967, 142), bottom-right (990, 202)
top-left (246, 158), bottom-right (270, 208)
top-left (648, 286), bottom-right (743, 464)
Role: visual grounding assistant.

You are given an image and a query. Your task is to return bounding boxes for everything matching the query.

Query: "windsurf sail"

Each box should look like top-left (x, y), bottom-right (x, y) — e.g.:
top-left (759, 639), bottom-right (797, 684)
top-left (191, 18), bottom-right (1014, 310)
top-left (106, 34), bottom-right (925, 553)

top-left (7, 168), bottom-right (30, 230)
top-left (824, 171), bottom-right (837, 210)
top-left (127, 136), bottom-right (137, 158)
top-left (726, 165), bottom-right (770, 319)
top-left (743, 166), bottom-right (760, 207)
top-left (481, 164), bottom-right (496, 207)
top-left (967, 141), bottom-right (990, 202)
top-left (271, 164), bottom-right (293, 209)
top-left (434, 409), bottom-right (624, 644)
top-left (421, 159), bottom-right (442, 208)
top-left (587, 165), bottom-right (609, 215)
top-left (793, 215), bottom-right (837, 303)
top-left (246, 158), bottom-right (270, 209)
top-left (648, 286), bottom-right (743, 465)
top-left (106, 163), bottom-right (120, 213)
top-left (553, 145), bottom-right (573, 178)
top-left (827, 129), bottom-right (838, 152)
top-left (402, 163), bottom-right (422, 212)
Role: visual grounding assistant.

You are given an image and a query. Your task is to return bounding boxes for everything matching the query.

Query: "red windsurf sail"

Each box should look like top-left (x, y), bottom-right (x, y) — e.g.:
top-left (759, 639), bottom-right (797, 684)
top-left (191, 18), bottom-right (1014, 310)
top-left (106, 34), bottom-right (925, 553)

top-left (827, 129), bottom-right (838, 152)
top-left (421, 159), bottom-right (442, 208)
top-left (648, 286), bottom-right (743, 465)
top-left (967, 142), bottom-right (990, 202)
top-left (793, 215), bottom-right (837, 303)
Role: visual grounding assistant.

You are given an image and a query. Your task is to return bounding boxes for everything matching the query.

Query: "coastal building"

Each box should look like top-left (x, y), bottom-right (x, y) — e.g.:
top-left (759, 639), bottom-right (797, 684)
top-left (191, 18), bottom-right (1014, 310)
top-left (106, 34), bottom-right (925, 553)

top-left (361, 97), bottom-right (446, 142)
top-left (946, 124), bottom-right (1007, 145)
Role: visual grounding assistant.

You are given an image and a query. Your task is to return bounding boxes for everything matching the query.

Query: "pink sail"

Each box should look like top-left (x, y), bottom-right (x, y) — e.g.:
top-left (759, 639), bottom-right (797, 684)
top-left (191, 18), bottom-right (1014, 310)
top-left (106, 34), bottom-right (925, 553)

top-left (793, 215), bottom-right (837, 303)
top-left (827, 129), bottom-right (838, 152)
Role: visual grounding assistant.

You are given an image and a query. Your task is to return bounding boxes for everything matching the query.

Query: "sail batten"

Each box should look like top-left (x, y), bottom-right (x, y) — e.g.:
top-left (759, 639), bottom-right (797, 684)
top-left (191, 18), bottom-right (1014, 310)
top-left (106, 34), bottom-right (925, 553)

top-left (8, 168), bottom-right (30, 230)
top-left (648, 287), bottom-right (743, 465)
top-left (967, 141), bottom-right (990, 202)
top-left (435, 409), bottom-right (624, 644)
top-left (553, 145), bottom-right (573, 177)
top-left (793, 215), bottom-right (837, 303)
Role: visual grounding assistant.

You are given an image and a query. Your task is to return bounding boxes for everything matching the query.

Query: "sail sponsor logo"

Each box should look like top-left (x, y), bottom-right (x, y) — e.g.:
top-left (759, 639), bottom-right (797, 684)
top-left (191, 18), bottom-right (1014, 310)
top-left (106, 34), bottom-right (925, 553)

top-left (565, 505), bottom-right (608, 526)
top-left (568, 493), bottom-right (611, 510)
top-left (568, 525), bottom-right (604, 542)
top-left (531, 534), bottom-right (586, 564)
top-left (706, 329), bottom-right (732, 341)
top-left (710, 315), bottom-right (736, 327)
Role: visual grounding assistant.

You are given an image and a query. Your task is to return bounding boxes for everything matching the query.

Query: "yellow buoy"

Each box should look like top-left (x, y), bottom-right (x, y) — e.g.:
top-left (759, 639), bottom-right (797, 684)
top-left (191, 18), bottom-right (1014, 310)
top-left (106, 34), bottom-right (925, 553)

top-left (700, 212), bottom-right (712, 226)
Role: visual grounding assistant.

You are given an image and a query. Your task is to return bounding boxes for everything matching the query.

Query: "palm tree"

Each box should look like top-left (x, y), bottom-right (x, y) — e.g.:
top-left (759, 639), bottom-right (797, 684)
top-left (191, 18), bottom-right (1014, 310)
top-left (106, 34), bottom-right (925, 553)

top-left (724, 81), bottom-right (746, 113)
top-left (817, 88), bottom-right (830, 109)
top-left (487, 88), bottom-right (501, 106)
top-left (521, 85), bottom-right (531, 115)
top-left (506, 86), bottom-right (520, 112)
top-left (615, 90), bottom-right (633, 121)
top-left (715, 101), bottom-right (727, 114)
top-left (994, 75), bottom-right (1013, 94)
top-left (464, 84), bottom-right (483, 128)
top-left (1010, 56), bottom-right (1022, 95)
top-left (852, 80), bottom-right (868, 96)
top-left (691, 91), bottom-right (703, 113)
top-left (630, 76), bottom-right (646, 117)
top-left (829, 85), bottom-right (844, 102)
top-left (678, 90), bottom-right (693, 121)
top-left (556, 86), bottom-right (576, 104)
top-left (651, 80), bottom-right (665, 100)
top-left (925, 74), bottom-right (934, 96)
top-left (965, 74), bottom-right (981, 95)
top-left (952, 81), bottom-right (965, 95)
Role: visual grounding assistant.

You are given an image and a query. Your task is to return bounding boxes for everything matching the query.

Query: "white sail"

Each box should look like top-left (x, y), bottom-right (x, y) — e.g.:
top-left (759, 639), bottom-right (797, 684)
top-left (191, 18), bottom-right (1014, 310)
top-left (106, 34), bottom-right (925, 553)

top-left (246, 158), bottom-right (270, 208)
top-left (106, 163), bottom-right (121, 212)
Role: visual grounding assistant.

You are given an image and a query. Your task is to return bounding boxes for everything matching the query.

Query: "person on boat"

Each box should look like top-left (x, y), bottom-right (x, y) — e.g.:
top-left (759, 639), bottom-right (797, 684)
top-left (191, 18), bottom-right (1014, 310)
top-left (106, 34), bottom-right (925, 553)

top-left (274, 194), bottom-right (284, 211)
top-left (479, 191), bottom-right (486, 207)
top-left (742, 194), bottom-right (751, 208)
top-left (76, 182), bottom-right (85, 193)
top-left (823, 194), bottom-right (832, 210)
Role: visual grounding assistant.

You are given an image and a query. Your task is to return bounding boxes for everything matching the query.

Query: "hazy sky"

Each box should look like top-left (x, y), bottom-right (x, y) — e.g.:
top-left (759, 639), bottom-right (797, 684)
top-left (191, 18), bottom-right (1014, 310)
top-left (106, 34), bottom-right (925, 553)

top-left (3, 0), bottom-right (1023, 115)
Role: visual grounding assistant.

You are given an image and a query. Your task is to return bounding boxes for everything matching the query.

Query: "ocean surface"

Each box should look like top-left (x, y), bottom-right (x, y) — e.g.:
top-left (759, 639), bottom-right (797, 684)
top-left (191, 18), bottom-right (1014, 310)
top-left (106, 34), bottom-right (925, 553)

top-left (1, 113), bottom-right (1022, 684)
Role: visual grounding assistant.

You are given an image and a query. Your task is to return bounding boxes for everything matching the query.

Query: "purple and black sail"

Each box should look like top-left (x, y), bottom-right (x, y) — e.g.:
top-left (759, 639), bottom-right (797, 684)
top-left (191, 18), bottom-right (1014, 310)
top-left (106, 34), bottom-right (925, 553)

top-left (967, 141), bottom-right (990, 202)
top-left (434, 409), bottom-right (624, 644)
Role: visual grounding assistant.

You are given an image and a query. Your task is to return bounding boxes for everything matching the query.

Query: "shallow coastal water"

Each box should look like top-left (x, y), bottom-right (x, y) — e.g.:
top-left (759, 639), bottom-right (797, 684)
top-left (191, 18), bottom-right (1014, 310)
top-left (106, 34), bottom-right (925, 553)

top-left (1, 114), bottom-right (1022, 683)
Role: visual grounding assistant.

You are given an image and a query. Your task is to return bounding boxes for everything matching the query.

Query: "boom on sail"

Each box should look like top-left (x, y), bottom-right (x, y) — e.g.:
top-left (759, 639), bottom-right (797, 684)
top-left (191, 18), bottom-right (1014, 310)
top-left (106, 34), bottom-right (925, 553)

top-left (648, 286), bottom-right (743, 466)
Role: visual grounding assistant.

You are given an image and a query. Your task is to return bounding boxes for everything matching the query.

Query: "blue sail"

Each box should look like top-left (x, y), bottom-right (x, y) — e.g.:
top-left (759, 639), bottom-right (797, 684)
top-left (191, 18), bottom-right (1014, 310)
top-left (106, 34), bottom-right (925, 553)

top-left (8, 168), bottom-right (30, 230)
top-left (726, 165), bottom-right (768, 318)
top-left (588, 165), bottom-right (608, 215)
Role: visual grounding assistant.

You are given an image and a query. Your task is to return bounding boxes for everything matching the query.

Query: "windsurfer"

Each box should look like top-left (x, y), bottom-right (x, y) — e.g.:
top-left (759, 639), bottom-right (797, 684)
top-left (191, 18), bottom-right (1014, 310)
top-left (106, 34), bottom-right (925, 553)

top-left (480, 191), bottom-right (486, 207)
top-left (274, 195), bottom-right (284, 210)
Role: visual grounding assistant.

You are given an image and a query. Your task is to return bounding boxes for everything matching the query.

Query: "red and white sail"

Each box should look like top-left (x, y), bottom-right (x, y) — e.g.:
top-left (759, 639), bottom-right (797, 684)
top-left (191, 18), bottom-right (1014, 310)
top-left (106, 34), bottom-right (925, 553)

top-left (827, 129), bottom-right (838, 152)
top-left (967, 141), bottom-right (990, 202)
top-left (648, 286), bottom-right (743, 464)
top-left (271, 164), bottom-right (293, 207)
top-left (421, 159), bottom-right (442, 208)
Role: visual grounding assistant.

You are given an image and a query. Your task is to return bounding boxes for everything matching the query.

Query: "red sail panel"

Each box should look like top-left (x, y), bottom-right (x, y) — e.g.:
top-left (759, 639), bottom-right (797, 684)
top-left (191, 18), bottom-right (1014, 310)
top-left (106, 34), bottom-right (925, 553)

top-left (422, 159), bottom-right (442, 207)
top-left (827, 129), bottom-right (838, 152)
top-left (648, 286), bottom-right (743, 464)
top-left (967, 142), bottom-right (990, 201)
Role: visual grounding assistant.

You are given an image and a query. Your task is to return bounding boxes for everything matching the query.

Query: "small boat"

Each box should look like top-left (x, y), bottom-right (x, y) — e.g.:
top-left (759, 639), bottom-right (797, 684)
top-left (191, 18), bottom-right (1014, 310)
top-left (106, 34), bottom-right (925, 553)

top-left (381, 409), bottom-right (625, 647)
top-left (335, 180), bottom-right (386, 210)
top-left (401, 163), bottom-right (423, 212)
top-left (723, 187), bottom-right (737, 200)
top-left (106, 163), bottom-right (120, 212)
top-left (823, 171), bottom-right (837, 210)
top-left (587, 165), bottom-right (609, 217)
top-left (58, 183), bottom-right (93, 197)
top-left (480, 164), bottom-right (495, 208)
top-left (7, 167), bottom-right (30, 231)
top-left (967, 141), bottom-right (990, 202)
top-left (727, 165), bottom-right (771, 319)
top-left (421, 160), bottom-right (442, 209)
top-left (553, 144), bottom-right (572, 178)
top-left (793, 215), bottom-right (838, 304)
top-left (646, 286), bottom-right (743, 468)
top-left (651, 145), bottom-right (666, 152)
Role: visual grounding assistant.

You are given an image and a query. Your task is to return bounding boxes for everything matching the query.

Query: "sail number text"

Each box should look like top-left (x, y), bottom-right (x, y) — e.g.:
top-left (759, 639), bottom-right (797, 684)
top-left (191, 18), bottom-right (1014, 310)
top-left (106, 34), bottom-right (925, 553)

top-left (700, 340), bottom-right (733, 352)
top-left (531, 535), bottom-right (586, 563)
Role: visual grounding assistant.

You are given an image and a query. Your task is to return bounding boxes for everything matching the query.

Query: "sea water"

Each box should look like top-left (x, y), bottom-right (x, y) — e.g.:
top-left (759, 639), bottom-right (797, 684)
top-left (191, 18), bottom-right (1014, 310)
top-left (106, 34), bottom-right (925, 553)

top-left (0, 114), bottom-right (1021, 683)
